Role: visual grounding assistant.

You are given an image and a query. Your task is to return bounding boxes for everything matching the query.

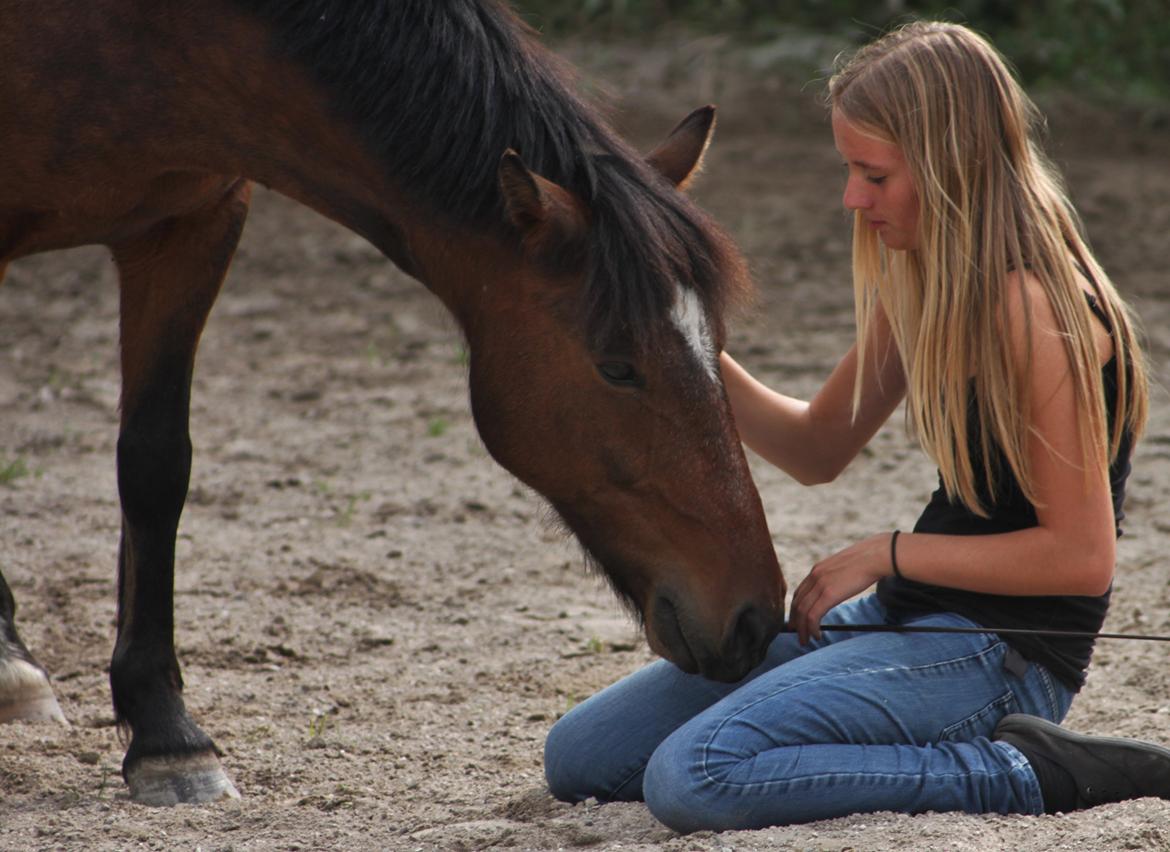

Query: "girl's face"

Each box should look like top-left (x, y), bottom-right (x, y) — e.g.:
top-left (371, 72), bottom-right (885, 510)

top-left (832, 109), bottom-right (919, 251)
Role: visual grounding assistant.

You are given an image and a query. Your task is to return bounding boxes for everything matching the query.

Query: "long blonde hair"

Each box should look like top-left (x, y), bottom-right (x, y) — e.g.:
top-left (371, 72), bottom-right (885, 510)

top-left (829, 21), bottom-right (1147, 516)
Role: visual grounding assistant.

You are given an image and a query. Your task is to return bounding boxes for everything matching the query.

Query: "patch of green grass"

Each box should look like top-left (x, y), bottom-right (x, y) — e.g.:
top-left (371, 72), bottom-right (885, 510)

top-left (307, 711), bottom-right (331, 741)
top-left (0, 456), bottom-right (30, 486)
top-left (427, 417), bottom-right (450, 438)
top-left (336, 491), bottom-right (371, 527)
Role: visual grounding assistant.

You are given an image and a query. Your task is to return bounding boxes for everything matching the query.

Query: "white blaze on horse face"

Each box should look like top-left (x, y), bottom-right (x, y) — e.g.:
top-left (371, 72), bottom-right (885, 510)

top-left (671, 287), bottom-right (719, 384)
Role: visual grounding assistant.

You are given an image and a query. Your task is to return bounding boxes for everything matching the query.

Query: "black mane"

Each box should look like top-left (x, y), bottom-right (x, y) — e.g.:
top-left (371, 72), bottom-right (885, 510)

top-left (236, 0), bottom-right (744, 347)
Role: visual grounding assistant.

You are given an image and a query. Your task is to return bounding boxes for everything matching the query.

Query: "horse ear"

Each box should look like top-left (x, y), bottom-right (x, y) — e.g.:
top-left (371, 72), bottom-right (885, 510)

top-left (498, 150), bottom-right (588, 262)
top-left (646, 105), bottom-right (716, 190)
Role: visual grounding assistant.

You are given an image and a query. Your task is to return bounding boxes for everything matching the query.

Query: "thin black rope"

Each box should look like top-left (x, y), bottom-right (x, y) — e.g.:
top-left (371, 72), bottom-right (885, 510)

top-left (803, 623), bottom-right (1170, 642)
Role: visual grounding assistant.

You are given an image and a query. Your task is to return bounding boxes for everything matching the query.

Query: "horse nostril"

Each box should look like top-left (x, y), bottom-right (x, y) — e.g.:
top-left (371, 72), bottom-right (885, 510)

top-left (652, 598), bottom-right (776, 681)
top-left (728, 604), bottom-right (770, 666)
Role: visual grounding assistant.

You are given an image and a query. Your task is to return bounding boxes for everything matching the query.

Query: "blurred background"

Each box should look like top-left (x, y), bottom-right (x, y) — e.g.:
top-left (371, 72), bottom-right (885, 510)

top-left (513, 0), bottom-right (1170, 110)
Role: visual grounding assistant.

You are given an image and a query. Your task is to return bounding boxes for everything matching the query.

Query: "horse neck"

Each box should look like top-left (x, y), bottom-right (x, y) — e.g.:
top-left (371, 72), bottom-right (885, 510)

top-left (161, 4), bottom-right (522, 326)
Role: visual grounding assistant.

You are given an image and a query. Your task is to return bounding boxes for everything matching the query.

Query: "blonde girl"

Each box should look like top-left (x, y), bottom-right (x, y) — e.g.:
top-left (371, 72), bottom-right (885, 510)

top-left (543, 21), bottom-right (1170, 830)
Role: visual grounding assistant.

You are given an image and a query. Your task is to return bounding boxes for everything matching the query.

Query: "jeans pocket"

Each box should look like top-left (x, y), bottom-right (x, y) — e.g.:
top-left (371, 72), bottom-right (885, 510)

top-left (937, 690), bottom-right (1019, 743)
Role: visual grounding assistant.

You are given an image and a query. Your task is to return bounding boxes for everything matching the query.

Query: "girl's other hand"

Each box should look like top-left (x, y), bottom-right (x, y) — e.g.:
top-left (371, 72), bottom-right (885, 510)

top-left (787, 533), bottom-right (895, 644)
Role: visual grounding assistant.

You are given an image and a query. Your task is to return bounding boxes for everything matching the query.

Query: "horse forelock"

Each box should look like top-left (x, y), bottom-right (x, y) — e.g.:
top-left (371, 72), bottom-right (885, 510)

top-left (581, 155), bottom-right (752, 357)
top-left (234, 0), bottom-right (751, 353)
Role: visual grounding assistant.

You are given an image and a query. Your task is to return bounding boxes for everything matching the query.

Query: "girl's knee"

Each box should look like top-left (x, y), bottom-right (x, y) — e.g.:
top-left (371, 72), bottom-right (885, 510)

top-left (644, 723), bottom-right (801, 833)
top-left (643, 733), bottom-right (719, 833)
top-left (544, 701), bottom-right (647, 803)
top-left (543, 710), bottom-right (593, 802)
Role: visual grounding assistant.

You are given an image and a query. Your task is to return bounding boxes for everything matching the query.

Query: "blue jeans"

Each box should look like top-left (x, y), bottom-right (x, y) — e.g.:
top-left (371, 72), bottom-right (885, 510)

top-left (544, 594), bottom-right (1073, 832)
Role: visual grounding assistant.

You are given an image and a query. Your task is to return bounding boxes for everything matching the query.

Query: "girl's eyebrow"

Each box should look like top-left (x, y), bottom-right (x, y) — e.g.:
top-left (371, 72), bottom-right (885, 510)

top-left (836, 152), bottom-right (887, 170)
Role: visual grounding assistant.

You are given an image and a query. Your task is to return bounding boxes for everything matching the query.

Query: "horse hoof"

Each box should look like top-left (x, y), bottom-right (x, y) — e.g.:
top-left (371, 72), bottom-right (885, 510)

top-left (126, 752), bottom-right (241, 806)
top-left (0, 658), bottom-right (68, 725)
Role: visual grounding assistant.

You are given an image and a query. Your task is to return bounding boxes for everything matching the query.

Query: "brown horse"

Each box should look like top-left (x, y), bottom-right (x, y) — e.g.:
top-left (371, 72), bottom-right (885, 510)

top-left (0, 0), bottom-right (784, 804)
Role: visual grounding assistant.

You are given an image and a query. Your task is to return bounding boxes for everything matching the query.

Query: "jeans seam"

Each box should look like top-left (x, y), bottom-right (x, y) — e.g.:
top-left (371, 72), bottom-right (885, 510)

top-left (610, 764), bottom-right (644, 800)
top-left (1038, 666), bottom-right (1059, 719)
top-left (699, 640), bottom-right (1004, 791)
top-left (701, 765), bottom-right (1007, 789)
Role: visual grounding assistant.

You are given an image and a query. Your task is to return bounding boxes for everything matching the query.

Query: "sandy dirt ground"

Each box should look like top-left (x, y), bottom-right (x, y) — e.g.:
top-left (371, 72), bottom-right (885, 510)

top-left (2, 34), bottom-right (1170, 852)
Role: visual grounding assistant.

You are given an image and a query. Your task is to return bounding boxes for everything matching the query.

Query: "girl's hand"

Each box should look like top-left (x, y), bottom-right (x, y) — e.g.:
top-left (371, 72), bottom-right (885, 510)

top-left (787, 533), bottom-right (895, 644)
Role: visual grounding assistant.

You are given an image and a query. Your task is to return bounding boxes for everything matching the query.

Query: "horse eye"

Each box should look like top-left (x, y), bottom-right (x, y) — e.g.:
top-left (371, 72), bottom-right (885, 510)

top-left (597, 361), bottom-right (641, 387)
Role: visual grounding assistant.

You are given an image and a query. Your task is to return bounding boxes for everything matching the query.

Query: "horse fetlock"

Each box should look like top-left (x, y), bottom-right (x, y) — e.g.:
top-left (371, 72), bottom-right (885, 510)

top-left (112, 684), bottom-right (214, 761)
top-left (125, 751), bottom-right (240, 806)
top-left (0, 655), bottom-right (67, 725)
top-left (110, 638), bottom-right (183, 694)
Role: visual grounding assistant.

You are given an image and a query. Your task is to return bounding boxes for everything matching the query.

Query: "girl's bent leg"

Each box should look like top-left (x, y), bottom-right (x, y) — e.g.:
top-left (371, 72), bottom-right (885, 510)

top-left (544, 659), bottom-right (739, 802)
top-left (647, 731), bottom-right (1041, 832)
top-left (544, 595), bottom-right (895, 803)
top-left (642, 613), bottom-right (1072, 832)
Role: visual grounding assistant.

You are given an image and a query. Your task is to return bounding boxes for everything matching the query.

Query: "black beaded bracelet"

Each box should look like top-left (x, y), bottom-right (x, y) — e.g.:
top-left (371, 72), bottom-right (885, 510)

top-left (890, 529), bottom-right (904, 580)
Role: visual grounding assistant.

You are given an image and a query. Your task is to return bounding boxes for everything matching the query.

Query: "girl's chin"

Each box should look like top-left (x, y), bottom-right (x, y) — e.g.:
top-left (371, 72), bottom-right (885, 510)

top-left (878, 233), bottom-right (915, 251)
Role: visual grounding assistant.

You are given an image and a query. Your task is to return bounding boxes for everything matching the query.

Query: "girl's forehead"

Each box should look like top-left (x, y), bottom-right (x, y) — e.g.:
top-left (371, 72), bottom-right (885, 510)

top-left (831, 109), bottom-right (903, 166)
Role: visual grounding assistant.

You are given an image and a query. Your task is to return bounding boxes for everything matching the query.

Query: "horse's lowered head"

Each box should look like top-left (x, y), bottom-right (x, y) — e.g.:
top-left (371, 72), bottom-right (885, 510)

top-left (463, 107), bottom-right (784, 682)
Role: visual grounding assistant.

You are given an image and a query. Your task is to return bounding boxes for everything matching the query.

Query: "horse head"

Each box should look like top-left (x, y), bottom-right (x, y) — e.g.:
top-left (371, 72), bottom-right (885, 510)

top-left (466, 108), bottom-right (785, 683)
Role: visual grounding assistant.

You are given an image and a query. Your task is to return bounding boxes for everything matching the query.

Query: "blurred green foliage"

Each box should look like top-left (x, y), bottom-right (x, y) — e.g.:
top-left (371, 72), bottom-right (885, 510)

top-left (513, 0), bottom-right (1170, 101)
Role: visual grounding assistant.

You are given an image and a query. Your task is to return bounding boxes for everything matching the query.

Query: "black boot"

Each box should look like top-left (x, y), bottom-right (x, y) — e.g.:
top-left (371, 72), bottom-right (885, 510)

top-left (994, 714), bottom-right (1170, 813)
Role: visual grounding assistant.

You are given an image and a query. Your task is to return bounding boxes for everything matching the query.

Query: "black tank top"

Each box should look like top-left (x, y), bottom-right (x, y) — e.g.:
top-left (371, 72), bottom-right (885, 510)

top-left (876, 291), bottom-right (1133, 691)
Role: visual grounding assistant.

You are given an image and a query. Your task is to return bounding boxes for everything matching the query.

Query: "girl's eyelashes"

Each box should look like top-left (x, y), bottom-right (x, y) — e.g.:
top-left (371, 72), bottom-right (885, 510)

top-left (839, 161), bottom-right (887, 185)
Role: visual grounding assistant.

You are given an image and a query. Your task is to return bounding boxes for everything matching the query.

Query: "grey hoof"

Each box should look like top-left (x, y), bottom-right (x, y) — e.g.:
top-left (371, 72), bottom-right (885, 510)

top-left (0, 658), bottom-right (68, 725)
top-left (126, 752), bottom-right (241, 806)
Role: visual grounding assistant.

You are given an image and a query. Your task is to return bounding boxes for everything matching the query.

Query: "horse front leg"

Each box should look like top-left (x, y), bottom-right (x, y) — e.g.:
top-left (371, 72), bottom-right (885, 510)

top-left (110, 178), bottom-right (251, 806)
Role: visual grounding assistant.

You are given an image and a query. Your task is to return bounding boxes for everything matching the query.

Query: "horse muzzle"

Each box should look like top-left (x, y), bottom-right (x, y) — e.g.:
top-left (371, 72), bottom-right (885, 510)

top-left (649, 594), bottom-right (781, 683)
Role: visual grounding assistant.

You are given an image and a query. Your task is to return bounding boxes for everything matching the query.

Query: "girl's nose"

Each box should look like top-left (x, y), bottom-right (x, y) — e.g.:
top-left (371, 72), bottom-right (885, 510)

top-left (842, 177), bottom-right (871, 211)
